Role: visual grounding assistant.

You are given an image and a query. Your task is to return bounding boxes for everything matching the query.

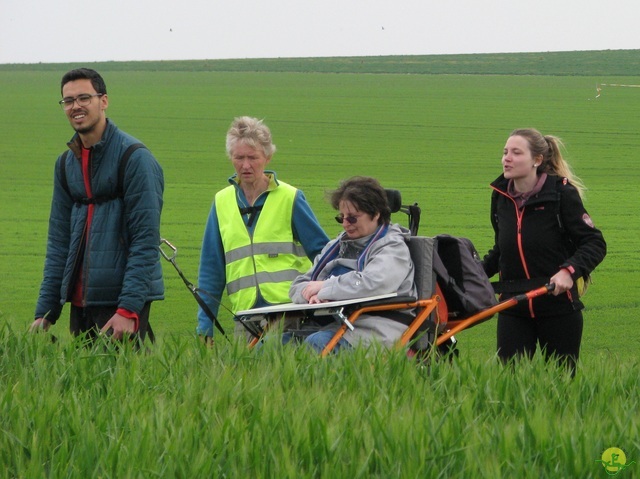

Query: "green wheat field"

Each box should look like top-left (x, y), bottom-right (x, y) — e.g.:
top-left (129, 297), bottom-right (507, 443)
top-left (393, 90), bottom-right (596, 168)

top-left (1, 51), bottom-right (638, 478)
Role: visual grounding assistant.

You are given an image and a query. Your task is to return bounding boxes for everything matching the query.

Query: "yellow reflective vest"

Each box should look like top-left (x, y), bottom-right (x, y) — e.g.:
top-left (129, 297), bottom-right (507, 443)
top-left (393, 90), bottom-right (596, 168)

top-left (216, 182), bottom-right (312, 312)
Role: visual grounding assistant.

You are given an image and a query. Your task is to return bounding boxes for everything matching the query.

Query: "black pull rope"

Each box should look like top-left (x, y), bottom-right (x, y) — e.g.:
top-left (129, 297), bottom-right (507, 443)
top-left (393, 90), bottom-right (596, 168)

top-left (159, 239), bottom-right (261, 341)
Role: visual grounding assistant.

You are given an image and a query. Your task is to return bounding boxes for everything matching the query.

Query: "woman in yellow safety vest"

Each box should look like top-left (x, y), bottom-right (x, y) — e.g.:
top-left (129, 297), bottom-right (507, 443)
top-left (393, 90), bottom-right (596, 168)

top-left (197, 117), bottom-right (329, 342)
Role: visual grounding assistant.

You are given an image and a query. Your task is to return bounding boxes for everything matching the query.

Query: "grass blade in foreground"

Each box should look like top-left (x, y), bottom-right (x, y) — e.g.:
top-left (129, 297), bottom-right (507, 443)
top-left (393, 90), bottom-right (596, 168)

top-left (1, 325), bottom-right (638, 478)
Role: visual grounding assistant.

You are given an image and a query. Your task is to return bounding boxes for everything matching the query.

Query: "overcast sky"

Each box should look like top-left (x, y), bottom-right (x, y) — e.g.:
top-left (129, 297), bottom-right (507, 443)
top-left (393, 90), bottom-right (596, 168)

top-left (1, 0), bottom-right (637, 64)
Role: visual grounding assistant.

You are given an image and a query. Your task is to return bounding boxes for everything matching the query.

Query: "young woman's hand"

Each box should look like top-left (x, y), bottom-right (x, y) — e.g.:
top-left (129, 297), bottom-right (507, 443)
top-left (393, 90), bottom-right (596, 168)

top-left (549, 269), bottom-right (574, 296)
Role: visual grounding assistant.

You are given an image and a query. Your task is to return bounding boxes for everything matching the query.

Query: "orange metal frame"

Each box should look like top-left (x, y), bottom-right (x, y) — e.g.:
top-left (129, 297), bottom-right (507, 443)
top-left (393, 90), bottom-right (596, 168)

top-left (320, 283), bottom-right (553, 356)
top-left (320, 297), bottom-right (441, 357)
top-left (245, 284), bottom-right (553, 357)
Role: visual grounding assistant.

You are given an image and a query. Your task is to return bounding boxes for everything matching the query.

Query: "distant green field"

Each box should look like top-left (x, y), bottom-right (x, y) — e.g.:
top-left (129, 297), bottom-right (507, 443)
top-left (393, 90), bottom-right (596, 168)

top-left (1, 53), bottom-right (638, 478)
top-left (2, 49), bottom-right (639, 76)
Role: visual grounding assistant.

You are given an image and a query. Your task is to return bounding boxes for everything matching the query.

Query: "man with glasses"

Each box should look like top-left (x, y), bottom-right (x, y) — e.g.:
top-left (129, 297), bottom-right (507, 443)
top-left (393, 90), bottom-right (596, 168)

top-left (31, 68), bottom-right (164, 344)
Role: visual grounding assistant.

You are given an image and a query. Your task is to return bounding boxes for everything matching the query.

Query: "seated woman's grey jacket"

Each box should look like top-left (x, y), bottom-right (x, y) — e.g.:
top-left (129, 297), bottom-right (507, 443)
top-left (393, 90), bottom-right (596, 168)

top-left (289, 223), bottom-right (416, 348)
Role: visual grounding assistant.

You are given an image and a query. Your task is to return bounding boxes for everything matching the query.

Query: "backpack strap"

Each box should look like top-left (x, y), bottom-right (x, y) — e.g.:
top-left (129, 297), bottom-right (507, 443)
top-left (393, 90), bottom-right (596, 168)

top-left (432, 248), bottom-right (467, 303)
top-left (115, 143), bottom-right (146, 199)
top-left (58, 150), bottom-right (71, 199)
top-left (57, 143), bottom-right (146, 205)
top-left (238, 204), bottom-right (264, 227)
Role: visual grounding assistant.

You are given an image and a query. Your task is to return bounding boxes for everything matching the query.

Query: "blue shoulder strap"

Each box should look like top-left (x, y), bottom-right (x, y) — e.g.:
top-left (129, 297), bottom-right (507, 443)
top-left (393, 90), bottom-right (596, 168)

top-left (310, 224), bottom-right (389, 280)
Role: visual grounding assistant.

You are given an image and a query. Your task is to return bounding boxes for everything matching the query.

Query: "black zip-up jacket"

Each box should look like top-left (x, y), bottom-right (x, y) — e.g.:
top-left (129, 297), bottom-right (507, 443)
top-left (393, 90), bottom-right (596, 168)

top-left (483, 174), bottom-right (606, 318)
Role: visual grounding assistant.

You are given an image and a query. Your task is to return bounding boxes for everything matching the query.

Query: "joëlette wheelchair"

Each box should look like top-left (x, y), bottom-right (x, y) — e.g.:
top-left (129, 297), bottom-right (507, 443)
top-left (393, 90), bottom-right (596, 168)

top-left (233, 189), bottom-right (552, 357)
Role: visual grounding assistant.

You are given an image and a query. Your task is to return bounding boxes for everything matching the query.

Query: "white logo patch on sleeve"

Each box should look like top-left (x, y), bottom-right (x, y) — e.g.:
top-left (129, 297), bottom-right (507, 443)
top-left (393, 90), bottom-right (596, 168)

top-left (582, 213), bottom-right (595, 228)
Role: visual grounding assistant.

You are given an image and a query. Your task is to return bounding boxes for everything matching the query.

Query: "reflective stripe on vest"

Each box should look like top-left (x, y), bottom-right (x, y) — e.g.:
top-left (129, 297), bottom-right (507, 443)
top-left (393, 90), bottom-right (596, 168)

top-left (216, 182), bottom-right (312, 312)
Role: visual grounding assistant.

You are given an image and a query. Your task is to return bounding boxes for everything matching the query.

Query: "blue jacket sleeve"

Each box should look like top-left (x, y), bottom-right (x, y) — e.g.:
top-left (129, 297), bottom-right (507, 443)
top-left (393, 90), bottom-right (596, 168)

top-left (196, 201), bottom-right (227, 337)
top-left (118, 148), bottom-right (165, 314)
top-left (292, 190), bottom-right (330, 260)
top-left (35, 155), bottom-right (74, 323)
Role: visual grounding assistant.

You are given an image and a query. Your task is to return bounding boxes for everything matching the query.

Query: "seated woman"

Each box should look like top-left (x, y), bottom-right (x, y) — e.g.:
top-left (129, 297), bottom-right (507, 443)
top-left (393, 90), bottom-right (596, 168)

top-left (289, 176), bottom-right (417, 353)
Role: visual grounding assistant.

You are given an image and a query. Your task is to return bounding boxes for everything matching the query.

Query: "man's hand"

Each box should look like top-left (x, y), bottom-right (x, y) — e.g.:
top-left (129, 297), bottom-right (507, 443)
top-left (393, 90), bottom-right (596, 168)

top-left (29, 317), bottom-right (52, 333)
top-left (100, 312), bottom-right (136, 340)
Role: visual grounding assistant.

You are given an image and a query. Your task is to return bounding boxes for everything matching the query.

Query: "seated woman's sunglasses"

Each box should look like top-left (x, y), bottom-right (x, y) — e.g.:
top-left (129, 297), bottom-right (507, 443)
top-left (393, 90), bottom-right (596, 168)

top-left (335, 214), bottom-right (360, 225)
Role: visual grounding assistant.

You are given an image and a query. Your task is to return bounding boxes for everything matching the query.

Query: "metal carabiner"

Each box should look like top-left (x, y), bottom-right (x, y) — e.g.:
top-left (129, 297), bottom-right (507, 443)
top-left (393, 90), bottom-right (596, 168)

top-left (159, 238), bottom-right (178, 263)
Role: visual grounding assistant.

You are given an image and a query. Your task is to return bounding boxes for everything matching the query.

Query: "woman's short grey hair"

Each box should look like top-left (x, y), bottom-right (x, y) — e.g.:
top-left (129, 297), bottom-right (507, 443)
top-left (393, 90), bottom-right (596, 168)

top-left (225, 116), bottom-right (276, 158)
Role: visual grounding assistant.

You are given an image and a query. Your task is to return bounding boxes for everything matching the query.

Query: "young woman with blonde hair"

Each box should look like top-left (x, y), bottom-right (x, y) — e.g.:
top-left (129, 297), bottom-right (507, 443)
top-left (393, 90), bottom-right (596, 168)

top-left (483, 128), bottom-right (606, 373)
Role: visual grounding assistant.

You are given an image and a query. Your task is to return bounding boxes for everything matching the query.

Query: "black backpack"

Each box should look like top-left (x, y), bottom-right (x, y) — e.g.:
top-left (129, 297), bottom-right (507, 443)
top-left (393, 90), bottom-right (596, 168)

top-left (432, 234), bottom-right (498, 319)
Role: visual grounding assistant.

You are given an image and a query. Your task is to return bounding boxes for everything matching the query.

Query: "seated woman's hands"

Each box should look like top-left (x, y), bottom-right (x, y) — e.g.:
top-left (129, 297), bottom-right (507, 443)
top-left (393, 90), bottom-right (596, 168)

top-left (302, 281), bottom-right (326, 303)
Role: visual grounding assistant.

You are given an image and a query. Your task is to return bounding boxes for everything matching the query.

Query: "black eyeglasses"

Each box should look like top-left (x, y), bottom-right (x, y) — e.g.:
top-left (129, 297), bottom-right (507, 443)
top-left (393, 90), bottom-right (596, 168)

top-left (58, 93), bottom-right (103, 110)
top-left (335, 214), bottom-right (361, 225)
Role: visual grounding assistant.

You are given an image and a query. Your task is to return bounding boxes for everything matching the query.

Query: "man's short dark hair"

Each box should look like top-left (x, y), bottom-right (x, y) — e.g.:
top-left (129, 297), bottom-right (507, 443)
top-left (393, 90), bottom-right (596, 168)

top-left (61, 68), bottom-right (107, 96)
